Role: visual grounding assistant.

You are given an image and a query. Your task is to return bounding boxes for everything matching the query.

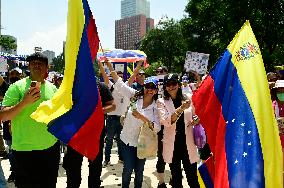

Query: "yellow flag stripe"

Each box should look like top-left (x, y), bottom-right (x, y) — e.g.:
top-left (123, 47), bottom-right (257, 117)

top-left (127, 66), bottom-right (133, 74)
top-left (197, 170), bottom-right (206, 188)
top-left (31, 0), bottom-right (85, 124)
top-left (228, 20), bottom-right (283, 187)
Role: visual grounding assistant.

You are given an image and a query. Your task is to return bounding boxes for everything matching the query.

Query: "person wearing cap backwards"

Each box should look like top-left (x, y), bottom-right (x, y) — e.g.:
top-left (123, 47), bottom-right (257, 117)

top-left (0, 52), bottom-right (59, 188)
top-left (157, 73), bottom-right (200, 188)
top-left (106, 61), bottom-right (160, 188)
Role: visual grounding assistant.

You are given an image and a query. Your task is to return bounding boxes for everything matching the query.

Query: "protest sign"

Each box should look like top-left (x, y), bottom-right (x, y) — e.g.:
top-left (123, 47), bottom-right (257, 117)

top-left (184, 51), bottom-right (209, 74)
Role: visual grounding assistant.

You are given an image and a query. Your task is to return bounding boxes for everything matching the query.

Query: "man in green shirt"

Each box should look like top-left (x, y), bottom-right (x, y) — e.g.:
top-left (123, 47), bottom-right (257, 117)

top-left (1, 52), bottom-right (59, 188)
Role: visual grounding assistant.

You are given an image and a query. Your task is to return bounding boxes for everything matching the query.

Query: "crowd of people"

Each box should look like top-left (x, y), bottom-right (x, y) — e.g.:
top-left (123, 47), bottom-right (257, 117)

top-left (0, 51), bottom-right (282, 188)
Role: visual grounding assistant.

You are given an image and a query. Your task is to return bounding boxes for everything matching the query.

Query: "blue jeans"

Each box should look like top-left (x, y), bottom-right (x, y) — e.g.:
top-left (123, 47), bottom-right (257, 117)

top-left (105, 115), bottom-right (123, 161)
top-left (121, 141), bottom-right (146, 188)
top-left (0, 161), bottom-right (7, 188)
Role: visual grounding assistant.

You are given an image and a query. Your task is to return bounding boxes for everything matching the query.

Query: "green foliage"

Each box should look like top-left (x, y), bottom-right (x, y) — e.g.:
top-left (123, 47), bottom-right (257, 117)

top-left (182, 0), bottom-right (284, 71)
top-left (143, 61), bottom-right (163, 76)
top-left (139, 17), bottom-right (187, 73)
top-left (139, 0), bottom-right (283, 73)
top-left (0, 36), bottom-right (17, 51)
top-left (52, 53), bottom-right (65, 74)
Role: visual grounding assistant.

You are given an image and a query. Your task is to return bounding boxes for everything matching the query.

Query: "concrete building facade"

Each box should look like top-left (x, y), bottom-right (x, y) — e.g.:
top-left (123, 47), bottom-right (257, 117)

top-left (115, 0), bottom-right (154, 50)
top-left (42, 50), bottom-right (55, 65)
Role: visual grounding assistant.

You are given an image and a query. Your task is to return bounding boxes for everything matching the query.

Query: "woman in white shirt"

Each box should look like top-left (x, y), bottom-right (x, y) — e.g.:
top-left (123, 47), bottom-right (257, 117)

top-left (106, 61), bottom-right (161, 188)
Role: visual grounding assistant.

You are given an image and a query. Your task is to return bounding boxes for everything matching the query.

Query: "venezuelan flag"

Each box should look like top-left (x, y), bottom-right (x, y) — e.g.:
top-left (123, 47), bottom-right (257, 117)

top-left (198, 157), bottom-right (214, 188)
top-left (192, 21), bottom-right (283, 187)
top-left (31, 0), bottom-right (104, 160)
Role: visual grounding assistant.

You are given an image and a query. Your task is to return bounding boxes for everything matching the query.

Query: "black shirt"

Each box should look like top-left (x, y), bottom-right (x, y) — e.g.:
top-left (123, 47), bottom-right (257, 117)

top-left (0, 81), bottom-right (9, 99)
top-left (172, 98), bottom-right (185, 135)
top-left (0, 81), bottom-right (11, 140)
top-left (98, 82), bottom-right (113, 107)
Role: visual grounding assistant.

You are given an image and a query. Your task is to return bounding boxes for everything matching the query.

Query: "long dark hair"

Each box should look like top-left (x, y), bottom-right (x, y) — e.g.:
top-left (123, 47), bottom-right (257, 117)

top-left (163, 82), bottom-right (187, 101)
top-left (132, 87), bottom-right (158, 102)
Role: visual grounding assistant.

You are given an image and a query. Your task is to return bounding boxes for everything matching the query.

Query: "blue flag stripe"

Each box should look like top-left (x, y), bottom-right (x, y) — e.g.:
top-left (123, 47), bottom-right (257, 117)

top-left (209, 50), bottom-right (265, 188)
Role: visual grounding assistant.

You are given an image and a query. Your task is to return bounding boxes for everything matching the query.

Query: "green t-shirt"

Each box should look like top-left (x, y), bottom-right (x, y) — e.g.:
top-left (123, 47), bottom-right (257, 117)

top-left (2, 77), bottom-right (58, 151)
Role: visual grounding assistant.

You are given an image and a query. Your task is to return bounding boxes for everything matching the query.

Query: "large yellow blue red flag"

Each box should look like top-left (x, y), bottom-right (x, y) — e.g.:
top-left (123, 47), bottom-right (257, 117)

top-left (31, 0), bottom-right (104, 160)
top-left (192, 21), bottom-right (283, 187)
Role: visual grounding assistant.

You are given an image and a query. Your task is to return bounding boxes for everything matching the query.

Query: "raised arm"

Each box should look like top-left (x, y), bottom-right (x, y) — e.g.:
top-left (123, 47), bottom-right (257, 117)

top-left (127, 60), bottom-right (143, 86)
top-left (98, 60), bottom-right (110, 86)
top-left (105, 59), bottom-right (120, 83)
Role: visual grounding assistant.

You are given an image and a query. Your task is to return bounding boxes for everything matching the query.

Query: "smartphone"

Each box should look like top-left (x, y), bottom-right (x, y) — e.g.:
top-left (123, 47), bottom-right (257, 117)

top-left (30, 81), bottom-right (41, 90)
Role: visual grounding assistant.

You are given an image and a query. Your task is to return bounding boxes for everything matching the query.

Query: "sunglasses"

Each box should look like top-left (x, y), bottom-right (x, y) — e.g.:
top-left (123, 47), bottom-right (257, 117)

top-left (156, 70), bottom-right (164, 74)
top-left (138, 73), bottom-right (145, 76)
top-left (165, 81), bottom-right (178, 87)
top-left (144, 84), bottom-right (157, 90)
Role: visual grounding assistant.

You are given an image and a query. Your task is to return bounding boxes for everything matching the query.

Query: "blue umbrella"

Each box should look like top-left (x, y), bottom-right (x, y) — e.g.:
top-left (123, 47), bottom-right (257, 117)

top-left (98, 49), bottom-right (146, 63)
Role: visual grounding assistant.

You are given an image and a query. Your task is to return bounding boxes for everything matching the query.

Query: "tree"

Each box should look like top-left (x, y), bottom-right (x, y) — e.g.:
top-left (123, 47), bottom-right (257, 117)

top-left (52, 53), bottom-right (65, 74)
top-left (0, 35), bottom-right (17, 51)
top-left (181, 0), bottom-right (284, 71)
top-left (139, 18), bottom-right (187, 73)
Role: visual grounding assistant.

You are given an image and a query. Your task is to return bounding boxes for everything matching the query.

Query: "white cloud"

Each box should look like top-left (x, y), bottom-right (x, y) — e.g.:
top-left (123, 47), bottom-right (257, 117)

top-left (17, 22), bottom-right (67, 56)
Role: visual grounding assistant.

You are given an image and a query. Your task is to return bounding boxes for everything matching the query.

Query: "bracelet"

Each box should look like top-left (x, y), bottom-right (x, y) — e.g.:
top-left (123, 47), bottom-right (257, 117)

top-left (174, 111), bottom-right (181, 117)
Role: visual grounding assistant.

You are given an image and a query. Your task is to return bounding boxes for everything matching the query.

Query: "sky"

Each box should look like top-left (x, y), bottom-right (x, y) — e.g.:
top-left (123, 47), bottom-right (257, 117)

top-left (2, 0), bottom-right (188, 56)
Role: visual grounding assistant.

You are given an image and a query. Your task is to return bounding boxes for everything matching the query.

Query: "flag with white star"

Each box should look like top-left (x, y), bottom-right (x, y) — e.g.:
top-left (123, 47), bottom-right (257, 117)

top-left (193, 21), bottom-right (283, 188)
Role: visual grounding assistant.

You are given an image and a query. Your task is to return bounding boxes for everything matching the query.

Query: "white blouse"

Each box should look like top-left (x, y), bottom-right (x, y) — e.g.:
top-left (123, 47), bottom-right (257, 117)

top-left (114, 78), bottom-right (161, 147)
top-left (107, 80), bottom-right (130, 116)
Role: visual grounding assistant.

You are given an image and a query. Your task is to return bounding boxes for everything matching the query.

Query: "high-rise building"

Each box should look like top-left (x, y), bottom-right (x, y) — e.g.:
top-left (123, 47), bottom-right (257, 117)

top-left (121, 0), bottom-right (150, 19)
top-left (115, 0), bottom-right (154, 50)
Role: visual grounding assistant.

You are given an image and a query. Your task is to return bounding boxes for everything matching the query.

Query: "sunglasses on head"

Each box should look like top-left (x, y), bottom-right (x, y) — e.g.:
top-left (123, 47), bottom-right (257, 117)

top-left (165, 81), bottom-right (178, 87)
top-left (144, 83), bottom-right (157, 90)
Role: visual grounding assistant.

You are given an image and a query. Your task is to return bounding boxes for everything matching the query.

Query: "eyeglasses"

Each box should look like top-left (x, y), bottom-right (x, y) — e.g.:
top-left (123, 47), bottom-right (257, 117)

top-left (144, 84), bottom-right (157, 90)
top-left (138, 73), bottom-right (145, 76)
top-left (165, 81), bottom-right (178, 87)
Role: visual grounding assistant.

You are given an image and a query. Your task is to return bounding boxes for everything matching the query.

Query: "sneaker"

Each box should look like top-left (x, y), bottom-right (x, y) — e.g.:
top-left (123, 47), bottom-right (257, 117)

top-left (157, 183), bottom-right (167, 188)
top-left (103, 160), bottom-right (110, 167)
